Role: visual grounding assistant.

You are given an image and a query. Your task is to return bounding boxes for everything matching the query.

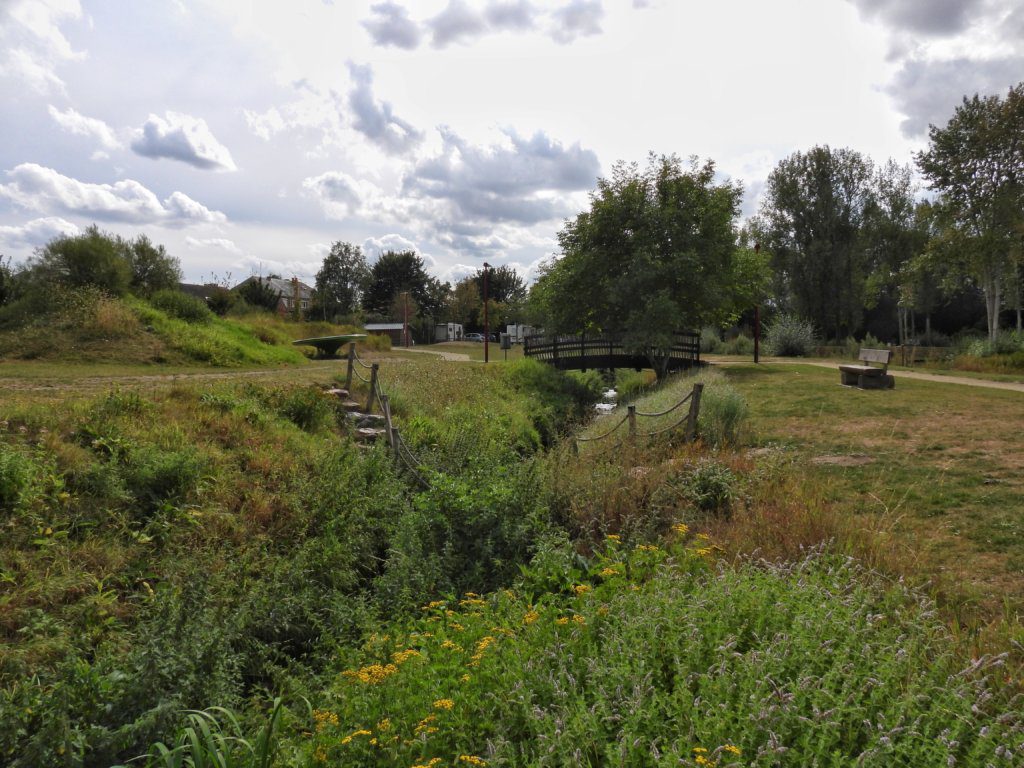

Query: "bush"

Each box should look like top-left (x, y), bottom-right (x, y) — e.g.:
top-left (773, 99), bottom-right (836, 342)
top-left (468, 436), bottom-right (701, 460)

top-left (148, 290), bottom-right (212, 324)
top-left (764, 313), bottom-right (817, 356)
top-left (699, 327), bottom-right (722, 353)
top-left (721, 333), bottom-right (754, 355)
top-left (682, 458), bottom-right (737, 515)
top-left (697, 378), bottom-right (749, 446)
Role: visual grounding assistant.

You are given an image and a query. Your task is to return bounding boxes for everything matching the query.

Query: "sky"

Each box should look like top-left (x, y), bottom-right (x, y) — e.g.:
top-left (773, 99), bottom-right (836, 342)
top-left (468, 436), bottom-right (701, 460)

top-left (1, 0), bottom-right (1021, 287)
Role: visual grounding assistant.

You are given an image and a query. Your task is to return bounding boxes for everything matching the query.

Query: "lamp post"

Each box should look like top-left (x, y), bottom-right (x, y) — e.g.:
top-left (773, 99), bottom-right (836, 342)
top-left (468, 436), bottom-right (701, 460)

top-left (482, 262), bottom-right (490, 363)
top-left (753, 242), bottom-right (761, 364)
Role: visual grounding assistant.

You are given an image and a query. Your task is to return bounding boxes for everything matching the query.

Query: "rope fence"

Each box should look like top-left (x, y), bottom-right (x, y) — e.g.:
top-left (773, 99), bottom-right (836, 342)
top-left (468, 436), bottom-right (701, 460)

top-left (341, 343), bottom-right (702, 482)
top-left (574, 383), bottom-right (704, 453)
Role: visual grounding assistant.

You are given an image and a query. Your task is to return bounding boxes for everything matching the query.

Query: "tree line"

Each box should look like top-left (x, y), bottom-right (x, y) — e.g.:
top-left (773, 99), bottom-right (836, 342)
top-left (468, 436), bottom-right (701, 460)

top-left (531, 83), bottom-right (1024, 358)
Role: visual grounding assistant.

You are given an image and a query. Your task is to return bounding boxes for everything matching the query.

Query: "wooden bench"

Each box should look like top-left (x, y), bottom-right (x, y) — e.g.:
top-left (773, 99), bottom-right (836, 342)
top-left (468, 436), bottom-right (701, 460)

top-left (839, 348), bottom-right (894, 389)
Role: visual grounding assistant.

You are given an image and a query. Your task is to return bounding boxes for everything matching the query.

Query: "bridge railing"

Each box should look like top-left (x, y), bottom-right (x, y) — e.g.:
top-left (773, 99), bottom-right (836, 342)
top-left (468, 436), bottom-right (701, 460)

top-left (524, 331), bottom-right (699, 370)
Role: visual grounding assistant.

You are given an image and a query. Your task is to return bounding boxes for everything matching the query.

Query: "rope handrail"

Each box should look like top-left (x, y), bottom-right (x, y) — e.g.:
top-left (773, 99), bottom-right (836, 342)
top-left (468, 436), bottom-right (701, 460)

top-left (351, 366), bottom-right (370, 384)
top-left (575, 413), bottom-right (629, 443)
top-left (634, 390), bottom-right (693, 418)
top-left (637, 409), bottom-right (693, 437)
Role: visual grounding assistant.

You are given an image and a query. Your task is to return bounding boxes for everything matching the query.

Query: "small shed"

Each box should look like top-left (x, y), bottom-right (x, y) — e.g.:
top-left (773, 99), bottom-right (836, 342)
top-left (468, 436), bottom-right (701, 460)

top-left (365, 322), bottom-right (405, 346)
top-left (435, 322), bottom-right (464, 342)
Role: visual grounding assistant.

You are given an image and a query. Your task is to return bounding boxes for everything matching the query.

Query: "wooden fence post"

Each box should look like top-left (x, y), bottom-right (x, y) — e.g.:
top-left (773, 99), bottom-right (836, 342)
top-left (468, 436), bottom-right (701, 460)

top-left (627, 405), bottom-right (636, 438)
top-left (366, 363), bottom-right (379, 413)
top-left (380, 394), bottom-right (395, 452)
top-left (684, 383), bottom-right (704, 442)
top-left (345, 343), bottom-right (356, 390)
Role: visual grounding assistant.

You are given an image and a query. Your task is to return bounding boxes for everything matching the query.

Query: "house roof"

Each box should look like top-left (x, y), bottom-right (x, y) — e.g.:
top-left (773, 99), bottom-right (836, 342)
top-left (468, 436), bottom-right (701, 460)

top-left (365, 323), bottom-right (405, 330)
top-left (233, 275), bottom-right (314, 298)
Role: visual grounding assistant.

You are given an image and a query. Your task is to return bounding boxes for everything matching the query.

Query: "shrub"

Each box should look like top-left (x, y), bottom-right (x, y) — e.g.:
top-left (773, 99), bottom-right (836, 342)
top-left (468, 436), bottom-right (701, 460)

top-left (721, 333), bottom-right (754, 355)
top-left (697, 377), bottom-right (749, 446)
top-left (683, 458), bottom-right (737, 515)
top-left (764, 313), bottom-right (817, 356)
top-left (148, 290), bottom-right (212, 324)
top-left (699, 327), bottom-right (722, 353)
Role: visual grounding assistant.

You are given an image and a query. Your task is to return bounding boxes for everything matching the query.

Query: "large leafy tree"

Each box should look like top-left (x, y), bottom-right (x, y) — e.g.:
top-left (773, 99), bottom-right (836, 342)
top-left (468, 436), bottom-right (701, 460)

top-left (29, 225), bottom-right (132, 296)
top-left (125, 234), bottom-right (182, 295)
top-left (917, 83), bottom-right (1024, 341)
top-left (531, 154), bottom-right (766, 377)
top-left (362, 250), bottom-right (448, 320)
top-left (313, 241), bottom-right (370, 320)
top-left (759, 146), bottom-right (875, 339)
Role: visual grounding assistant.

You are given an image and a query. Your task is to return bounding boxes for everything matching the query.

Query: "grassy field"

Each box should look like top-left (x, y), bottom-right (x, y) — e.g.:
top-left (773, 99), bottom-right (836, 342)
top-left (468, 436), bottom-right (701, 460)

top-left (3, 346), bottom-right (1023, 766)
top-left (717, 363), bottom-right (1024, 615)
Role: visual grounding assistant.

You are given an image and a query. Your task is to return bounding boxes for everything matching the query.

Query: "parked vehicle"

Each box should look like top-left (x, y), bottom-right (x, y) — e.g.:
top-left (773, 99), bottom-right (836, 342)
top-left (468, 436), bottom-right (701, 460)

top-left (465, 333), bottom-right (485, 342)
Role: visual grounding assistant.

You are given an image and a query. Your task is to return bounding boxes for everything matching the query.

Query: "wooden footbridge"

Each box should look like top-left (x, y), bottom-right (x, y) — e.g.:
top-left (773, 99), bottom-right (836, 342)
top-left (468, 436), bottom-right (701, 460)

top-left (523, 332), bottom-right (700, 372)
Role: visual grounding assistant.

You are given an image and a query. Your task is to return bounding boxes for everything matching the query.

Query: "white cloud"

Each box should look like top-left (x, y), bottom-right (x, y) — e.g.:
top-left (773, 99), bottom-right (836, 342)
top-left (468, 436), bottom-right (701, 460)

top-left (0, 0), bottom-right (84, 94)
top-left (303, 171), bottom-right (386, 219)
top-left (362, 2), bottom-right (422, 50)
top-left (549, 0), bottom-right (604, 44)
top-left (347, 62), bottom-right (423, 155)
top-left (429, 0), bottom-right (487, 48)
top-left (131, 111), bottom-right (238, 172)
top-left (0, 163), bottom-right (227, 226)
top-left (844, 0), bottom-right (984, 37)
top-left (47, 105), bottom-right (120, 149)
top-left (185, 236), bottom-right (244, 255)
top-left (0, 216), bottom-right (80, 247)
top-left (362, 233), bottom-right (418, 259)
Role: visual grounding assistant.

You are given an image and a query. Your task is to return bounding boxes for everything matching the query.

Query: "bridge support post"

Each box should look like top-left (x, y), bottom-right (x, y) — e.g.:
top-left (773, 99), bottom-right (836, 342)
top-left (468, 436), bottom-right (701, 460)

top-left (345, 343), bottom-right (356, 390)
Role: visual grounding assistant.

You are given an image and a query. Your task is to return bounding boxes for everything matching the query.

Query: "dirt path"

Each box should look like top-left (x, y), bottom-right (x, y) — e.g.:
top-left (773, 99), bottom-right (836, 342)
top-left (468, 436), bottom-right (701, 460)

top-left (398, 347), bottom-right (473, 362)
top-left (762, 360), bottom-right (1024, 393)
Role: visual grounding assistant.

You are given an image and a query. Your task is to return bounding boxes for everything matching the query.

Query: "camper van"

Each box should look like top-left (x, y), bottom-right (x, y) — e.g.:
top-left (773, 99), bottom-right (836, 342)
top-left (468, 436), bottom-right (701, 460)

top-left (505, 324), bottom-right (536, 344)
top-left (435, 323), bottom-right (464, 342)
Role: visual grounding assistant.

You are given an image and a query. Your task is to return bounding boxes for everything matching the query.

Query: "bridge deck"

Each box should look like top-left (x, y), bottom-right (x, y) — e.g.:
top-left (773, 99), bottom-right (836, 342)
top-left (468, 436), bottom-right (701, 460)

top-left (524, 332), bottom-right (699, 371)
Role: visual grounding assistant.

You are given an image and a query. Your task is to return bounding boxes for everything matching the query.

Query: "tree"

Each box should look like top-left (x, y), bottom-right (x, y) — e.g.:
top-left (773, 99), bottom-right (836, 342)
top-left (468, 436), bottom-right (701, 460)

top-left (125, 234), bottom-right (182, 295)
top-left (530, 154), bottom-right (765, 378)
top-left (237, 276), bottom-right (282, 312)
top-left (447, 278), bottom-right (480, 326)
top-left (917, 83), bottom-right (1024, 341)
top-left (362, 250), bottom-right (445, 318)
top-left (313, 241), bottom-right (370, 321)
top-left (759, 146), bottom-right (875, 339)
top-left (0, 255), bottom-right (12, 307)
top-left (30, 225), bottom-right (132, 295)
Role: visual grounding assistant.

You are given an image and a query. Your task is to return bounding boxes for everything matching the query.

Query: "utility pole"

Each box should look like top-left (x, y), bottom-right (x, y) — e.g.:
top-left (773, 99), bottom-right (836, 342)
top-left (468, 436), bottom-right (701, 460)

top-left (753, 242), bottom-right (761, 364)
top-left (403, 291), bottom-right (410, 347)
top-left (482, 262), bottom-right (490, 363)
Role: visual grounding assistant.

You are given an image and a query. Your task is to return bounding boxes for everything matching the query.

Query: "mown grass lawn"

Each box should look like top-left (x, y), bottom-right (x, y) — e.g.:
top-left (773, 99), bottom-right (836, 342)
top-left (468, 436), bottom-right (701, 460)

top-left (719, 362), bottom-right (1024, 615)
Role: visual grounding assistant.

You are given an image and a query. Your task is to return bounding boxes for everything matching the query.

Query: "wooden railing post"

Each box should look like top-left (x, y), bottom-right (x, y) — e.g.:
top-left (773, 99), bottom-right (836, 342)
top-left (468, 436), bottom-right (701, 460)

top-left (366, 363), bottom-right (379, 413)
top-left (684, 383), bottom-right (704, 442)
top-left (345, 343), bottom-right (356, 390)
top-left (381, 394), bottom-right (395, 452)
top-left (627, 405), bottom-right (636, 438)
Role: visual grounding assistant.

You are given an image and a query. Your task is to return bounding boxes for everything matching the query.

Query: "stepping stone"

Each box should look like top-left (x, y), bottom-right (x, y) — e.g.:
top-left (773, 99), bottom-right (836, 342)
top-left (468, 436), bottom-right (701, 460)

top-left (355, 427), bottom-right (387, 442)
top-left (341, 400), bottom-right (363, 412)
top-left (325, 388), bottom-right (350, 398)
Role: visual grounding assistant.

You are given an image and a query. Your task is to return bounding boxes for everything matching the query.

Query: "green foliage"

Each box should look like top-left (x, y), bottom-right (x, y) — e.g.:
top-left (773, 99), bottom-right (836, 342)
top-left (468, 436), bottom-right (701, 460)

top-left (681, 458), bottom-right (737, 514)
top-left (764, 313), bottom-right (817, 356)
top-left (696, 377), bottom-right (749, 447)
top-left (362, 250), bottom-right (447, 322)
top-left (126, 235), bottom-right (183, 296)
top-left (149, 290), bottom-right (213, 324)
top-left (502, 359), bottom-right (602, 444)
top-left (29, 225), bottom-right (132, 296)
top-left (235, 278), bottom-right (282, 313)
top-left (298, 547), bottom-right (1022, 766)
top-left (720, 333), bottom-right (754, 355)
top-left (313, 241), bottom-right (370, 320)
top-left (531, 154), bottom-right (766, 376)
top-left (699, 327), bottom-right (722, 353)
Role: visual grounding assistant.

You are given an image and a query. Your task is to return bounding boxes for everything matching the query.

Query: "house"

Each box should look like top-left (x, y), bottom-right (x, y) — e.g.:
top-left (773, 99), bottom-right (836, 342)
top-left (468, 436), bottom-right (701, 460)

top-left (233, 276), bottom-right (314, 315)
top-left (365, 322), bottom-right (406, 346)
top-left (178, 282), bottom-right (221, 301)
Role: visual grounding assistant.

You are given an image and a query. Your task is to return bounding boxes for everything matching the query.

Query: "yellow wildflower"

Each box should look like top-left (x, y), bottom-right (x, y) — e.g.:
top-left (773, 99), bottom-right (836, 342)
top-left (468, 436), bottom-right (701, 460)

top-left (459, 598), bottom-right (486, 607)
top-left (459, 757), bottom-right (488, 766)
top-left (342, 662), bottom-right (399, 684)
top-left (421, 600), bottom-right (445, 610)
top-left (411, 760), bottom-right (443, 768)
top-left (460, 673), bottom-right (471, 683)
top-left (312, 709), bottom-right (339, 731)
top-left (572, 614), bottom-right (586, 625)
top-left (599, 566), bottom-right (620, 578)
top-left (693, 747), bottom-right (707, 753)
top-left (464, 591), bottom-right (480, 598)
top-left (637, 544), bottom-right (660, 552)
top-left (694, 547), bottom-right (713, 557)
top-left (340, 729), bottom-right (372, 745)
top-left (503, 589), bottom-right (516, 600)
top-left (555, 617), bottom-right (569, 626)
top-left (313, 746), bottom-right (327, 762)
top-left (695, 756), bottom-right (715, 767)
top-left (696, 532), bottom-right (710, 540)
top-left (672, 522), bottom-right (689, 535)
top-left (441, 639), bottom-right (463, 651)
top-left (475, 636), bottom-right (496, 653)
top-left (377, 718), bottom-right (392, 731)
top-left (392, 649), bottom-right (421, 664)
top-left (523, 609), bottom-right (540, 625)
top-left (573, 584), bottom-right (591, 596)
top-left (606, 533), bottom-right (621, 542)
top-left (722, 744), bottom-right (741, 756)
top-left (433, 698), bottom-right (454, 710)
top-left (450, 622), bottom-right (465, 632)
